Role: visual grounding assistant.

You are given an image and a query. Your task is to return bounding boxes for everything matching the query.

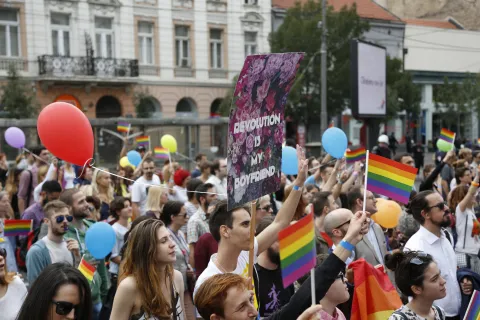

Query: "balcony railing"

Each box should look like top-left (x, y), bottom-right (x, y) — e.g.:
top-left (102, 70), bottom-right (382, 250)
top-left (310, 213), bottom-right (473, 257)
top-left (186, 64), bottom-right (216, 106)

top-left (139, 65), bottom-right (160, 76)
top-left (38, 55), bottom-right (139, 78)
top-left (0, 57), bottom-right (28, 72)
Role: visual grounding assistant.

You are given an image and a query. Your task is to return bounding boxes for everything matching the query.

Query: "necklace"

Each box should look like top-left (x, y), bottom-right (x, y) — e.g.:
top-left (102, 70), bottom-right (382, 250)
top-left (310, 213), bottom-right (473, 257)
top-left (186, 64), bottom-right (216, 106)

top-left (215, 256), bottom-right (230, 274)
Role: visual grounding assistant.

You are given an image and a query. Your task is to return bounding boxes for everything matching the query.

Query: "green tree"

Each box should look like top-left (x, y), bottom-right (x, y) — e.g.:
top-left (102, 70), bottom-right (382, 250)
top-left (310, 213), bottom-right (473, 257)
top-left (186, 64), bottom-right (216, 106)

top-left (269, 0), bottom-right (370, 126)
top-left (218, 75), bottom-right (238, 116)
top-left (133, 88), bottom-right (154, 118)
top-left (434, 77), bottom-right (465, 129)
top-left (0, 64), bottom-right (37, 119)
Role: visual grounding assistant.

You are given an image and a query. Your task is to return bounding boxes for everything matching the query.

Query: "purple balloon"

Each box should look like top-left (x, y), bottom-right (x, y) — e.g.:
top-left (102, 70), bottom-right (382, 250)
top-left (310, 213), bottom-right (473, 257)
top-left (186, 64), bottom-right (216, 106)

top-left (5, 127), bottom-right (26, 148)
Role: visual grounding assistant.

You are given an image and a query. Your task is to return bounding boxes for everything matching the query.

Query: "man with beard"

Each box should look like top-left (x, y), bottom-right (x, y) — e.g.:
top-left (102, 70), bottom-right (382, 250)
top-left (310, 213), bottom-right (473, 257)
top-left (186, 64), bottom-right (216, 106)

top-left (254, 216), bottom-right (294, 317)
top-left (405, 190), bottom-right (461, 319)
top-left (206, 159), bottom-right (227, 200)
top-left (131, 157), bottom-right (161, 218)
top-left (26, 200), bottom-right (80, 284)
top-left (187, 183), bottom-right (217, 267)
top-left (61, 189), bottom-right (110, 317)
top-left (22, 180), bottom-right (62, 230)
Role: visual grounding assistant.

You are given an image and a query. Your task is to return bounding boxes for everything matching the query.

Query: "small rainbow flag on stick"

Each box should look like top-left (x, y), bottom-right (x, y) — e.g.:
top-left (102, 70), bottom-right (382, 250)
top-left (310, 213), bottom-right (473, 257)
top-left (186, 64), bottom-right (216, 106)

top-left (154, 147), bottom-right (169, 159)
top-left (4, 219), bottom-right (32, 236)
top-left (117, 121), bottom-right (130, 133)
top-left (78, 256), bottom-right (96, 283)
top-left (346, 147), bottom-right (366, 164)
top-left (464, 290), bottom-right (480, 320)
top-left (439, 128), bottom-right (455, 144)
top-left (366, 153), bottom-right (418, 204)
top-left (136, 136), bottom-right (150, 146)
top-left (279, 213), bottom-right (316, 288)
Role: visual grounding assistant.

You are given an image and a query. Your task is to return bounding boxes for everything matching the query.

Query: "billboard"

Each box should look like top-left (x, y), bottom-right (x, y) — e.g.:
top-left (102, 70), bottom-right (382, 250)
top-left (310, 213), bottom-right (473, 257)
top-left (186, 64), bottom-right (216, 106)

top-left (350, 40), bottom-right (387, 118)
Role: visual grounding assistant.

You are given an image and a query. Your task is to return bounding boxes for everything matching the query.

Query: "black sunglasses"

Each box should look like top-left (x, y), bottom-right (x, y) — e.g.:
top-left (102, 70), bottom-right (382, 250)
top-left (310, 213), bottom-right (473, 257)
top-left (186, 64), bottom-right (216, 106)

top-left (410, 252), bottom-right (428, 266)
top-left (52, 301), bottom-right (79, 316)
top-left (333, 219), bottom-right (351, 230)
top-left (259, 205), bottom-right (271, 211)
top-left (336, 272), bottom-right (346, 283)
top-left (56, 215), bottom-right (73, 224)
top-left (426, 202), bottom-right (447, 212)
top-left (0, 247), bottom-right (6, 258)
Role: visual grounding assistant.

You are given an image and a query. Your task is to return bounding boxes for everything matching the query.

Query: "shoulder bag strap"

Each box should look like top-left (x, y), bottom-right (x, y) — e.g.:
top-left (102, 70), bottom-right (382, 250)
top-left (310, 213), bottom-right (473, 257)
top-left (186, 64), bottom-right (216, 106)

top-left (433, 305), bottom-right (444, 320)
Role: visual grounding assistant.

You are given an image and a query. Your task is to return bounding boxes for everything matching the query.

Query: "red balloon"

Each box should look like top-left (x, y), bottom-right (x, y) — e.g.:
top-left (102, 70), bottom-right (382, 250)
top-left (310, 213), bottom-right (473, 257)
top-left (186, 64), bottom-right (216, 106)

top-left (37, 102), bottom-right (94, 166)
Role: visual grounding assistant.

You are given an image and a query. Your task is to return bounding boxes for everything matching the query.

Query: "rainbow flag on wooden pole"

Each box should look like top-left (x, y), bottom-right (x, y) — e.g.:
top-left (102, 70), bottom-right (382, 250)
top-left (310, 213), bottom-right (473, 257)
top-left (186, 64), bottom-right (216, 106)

top-left (4, 219), bottom-right (32, 236)
top-left (154, 147), bottom-right (169, 159)
top-left (117, 121), bottom-right (130, 133)
top-left (439, 128), bottom-right (455, 144)
top-left (346, 147), bottom-right (366, 164)
top-left (279, 213), bottom-right (316, 291)
top-left (136, 136), bottom-right (150, 150)
top-left (464, 290), bottom-right (480, 320)
top-left (365, 152), bottom-right (418, 205)
top-left (78, 256), bottom-right (96, 283)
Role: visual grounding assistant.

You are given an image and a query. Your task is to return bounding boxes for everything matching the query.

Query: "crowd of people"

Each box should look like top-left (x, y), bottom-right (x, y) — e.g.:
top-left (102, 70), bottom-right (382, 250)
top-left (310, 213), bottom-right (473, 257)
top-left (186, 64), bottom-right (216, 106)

top-left (1, 134), bottom-right (480, 320)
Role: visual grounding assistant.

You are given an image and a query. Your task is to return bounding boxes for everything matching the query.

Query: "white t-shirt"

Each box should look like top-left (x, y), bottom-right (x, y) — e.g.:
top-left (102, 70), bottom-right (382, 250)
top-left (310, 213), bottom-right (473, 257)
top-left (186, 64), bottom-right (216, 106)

top-left (455, 206), bottom-right (480, 255)
top-left (170, 185), bottom-right (188, 203)
top-left (131, 175), bottom-right (161, 215)
top-left (109, 222), bottom-right (129, 275)
top-left (194, 238), bottom-right (258, 297)
top-left (0, 276), bottom-right (27, 320)
top-left (42, 236), bottom-right (74, 265)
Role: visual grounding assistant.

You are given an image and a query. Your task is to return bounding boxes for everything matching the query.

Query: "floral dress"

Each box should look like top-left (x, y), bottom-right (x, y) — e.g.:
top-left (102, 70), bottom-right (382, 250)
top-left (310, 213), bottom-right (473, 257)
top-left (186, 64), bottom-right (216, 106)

top-left (388, 305), bottom-right (445, 320)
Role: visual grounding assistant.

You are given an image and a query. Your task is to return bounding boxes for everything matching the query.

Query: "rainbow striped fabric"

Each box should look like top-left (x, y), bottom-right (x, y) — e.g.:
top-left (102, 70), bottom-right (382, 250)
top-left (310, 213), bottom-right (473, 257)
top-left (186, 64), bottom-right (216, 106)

top-left (154, 147), bottom-right (169, 159)
top-left (477, 138), bottom-right (480, 145)
top-left (117, 121), bottom-right (130, 133)
top-left (465, 290), bottom-right (480, 320)
top-left (346, 147), bottom-right (366, 164)
top-left (439, 128), bottom-right (455, 144)
top-left (136, 136), bottom-right (150, 146)
top-left (279, 213), bottom-right (316, 288)
top-left (4, 219), bottom-right (32, 236)
top-left (366, 153), bottom-right (418, 204)
top-left (78, 257), bottom-right (96, 283)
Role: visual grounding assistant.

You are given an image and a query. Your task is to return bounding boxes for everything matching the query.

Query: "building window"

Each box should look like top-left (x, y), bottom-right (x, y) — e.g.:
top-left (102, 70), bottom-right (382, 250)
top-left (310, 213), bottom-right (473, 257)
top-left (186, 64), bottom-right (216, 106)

top-left (138, 21), bottom-right (154, 65)
top-left (175, 26), bottom-right (190, 68)
top-left (209, 29), bottom-right (223, 69)
top-left (95, 17), bottom-right (114, 58)
top-left (244, 0), bottom-right (258, 4)
top-left (51, 13), bottom-right (70, 56)
top-left (244, 31), bottom-right (257, 57)
top-left (0, 9), bottom-right (20, 57)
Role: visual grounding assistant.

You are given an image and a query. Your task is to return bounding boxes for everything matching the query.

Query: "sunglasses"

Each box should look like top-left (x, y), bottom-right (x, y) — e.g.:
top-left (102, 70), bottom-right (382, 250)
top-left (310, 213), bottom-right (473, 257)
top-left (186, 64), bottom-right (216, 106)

top-left (336, 272), bottom-right (346, 283)
top-left (426, 202), bottom-right (447, 212)
top-left (0, 247), bottom-right (6, 258)
top-left (333, 219), bottom-right (351, 230)
top-left (52, 301), bottom-right (79, 316)
top-left (410, 252), bottom-right (428, 266)
top-left (259, 205), bottom-right (271, 211)
top-left (56, 215), bottom-right (73, 224)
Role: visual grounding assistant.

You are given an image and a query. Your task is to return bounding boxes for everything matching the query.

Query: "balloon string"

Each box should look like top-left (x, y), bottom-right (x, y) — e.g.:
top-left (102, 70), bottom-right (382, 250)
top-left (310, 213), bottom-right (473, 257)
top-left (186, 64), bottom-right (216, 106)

top-left (22, 148), bottom-right (50, 166)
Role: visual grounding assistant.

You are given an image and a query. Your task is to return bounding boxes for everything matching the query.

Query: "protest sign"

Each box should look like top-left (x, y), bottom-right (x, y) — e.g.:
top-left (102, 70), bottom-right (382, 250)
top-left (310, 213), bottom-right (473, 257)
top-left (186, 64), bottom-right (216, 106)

top-left (227, 53), bottom-right (304, 210)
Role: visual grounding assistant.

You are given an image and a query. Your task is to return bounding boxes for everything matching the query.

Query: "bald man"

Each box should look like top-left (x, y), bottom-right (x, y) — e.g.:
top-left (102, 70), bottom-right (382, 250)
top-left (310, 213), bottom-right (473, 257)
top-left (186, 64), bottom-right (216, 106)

top-left (324, 209), bottom-right (356, 266)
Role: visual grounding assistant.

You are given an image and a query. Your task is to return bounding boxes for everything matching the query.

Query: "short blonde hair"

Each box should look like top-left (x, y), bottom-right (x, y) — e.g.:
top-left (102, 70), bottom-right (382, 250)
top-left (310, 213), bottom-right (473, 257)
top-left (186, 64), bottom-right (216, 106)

top-left (145, 185), bottom-right (168, 212)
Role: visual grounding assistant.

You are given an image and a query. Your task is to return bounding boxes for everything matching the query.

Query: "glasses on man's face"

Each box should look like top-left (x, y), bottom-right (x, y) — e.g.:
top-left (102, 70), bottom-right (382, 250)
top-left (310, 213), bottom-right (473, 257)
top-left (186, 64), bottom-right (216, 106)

top-left (333, 219), bottom-right (351, 230)
top-left (426, 202), bottom-right (447, 212)
top-left (410, 252), bottom-right (428, 265)
top-left (0, 247), bottom-right (6, 258)
top-left (259, 205), bottom-right (271, 212)
top-left (336, 272), bottom-right (346, 283)
top-left (55, 215), bottom-right (73, 224)
top-left (52, 301), bottom-right (79, 316)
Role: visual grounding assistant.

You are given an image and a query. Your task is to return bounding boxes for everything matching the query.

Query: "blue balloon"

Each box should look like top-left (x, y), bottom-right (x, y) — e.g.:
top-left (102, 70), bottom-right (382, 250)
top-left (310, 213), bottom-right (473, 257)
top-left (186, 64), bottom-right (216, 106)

top-left (282, 146), bottom-right (298, 175)
top-left (322, 127), bottom-right (348, 159)
top-left (127, 150), bottom-right (142, 167)
top-left (85, 222), bottom-right (116, 259)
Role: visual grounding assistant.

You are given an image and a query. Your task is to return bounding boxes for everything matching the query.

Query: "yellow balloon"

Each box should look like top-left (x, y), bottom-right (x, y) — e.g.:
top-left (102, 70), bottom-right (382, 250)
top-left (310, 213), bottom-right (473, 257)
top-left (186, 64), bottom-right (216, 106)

top-left (374, 199), bottom-right (402, 229)
top-left (161, 134), bottom-right (178, 153)
top-left (119, 156), bottom-right (131, 168)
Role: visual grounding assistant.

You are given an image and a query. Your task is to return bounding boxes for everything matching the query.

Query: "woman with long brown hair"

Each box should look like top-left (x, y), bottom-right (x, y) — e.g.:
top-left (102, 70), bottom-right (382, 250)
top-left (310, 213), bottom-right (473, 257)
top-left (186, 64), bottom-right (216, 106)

top-left (111, 219), bottom-right (185, 320)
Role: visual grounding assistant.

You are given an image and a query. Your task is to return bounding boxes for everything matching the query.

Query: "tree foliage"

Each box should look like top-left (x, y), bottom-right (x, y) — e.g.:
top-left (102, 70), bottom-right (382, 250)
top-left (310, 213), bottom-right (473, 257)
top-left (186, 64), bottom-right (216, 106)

top-left (133, 88), bottom-right (154, 118)
top-left (0, 64), bottom-right (37, 119)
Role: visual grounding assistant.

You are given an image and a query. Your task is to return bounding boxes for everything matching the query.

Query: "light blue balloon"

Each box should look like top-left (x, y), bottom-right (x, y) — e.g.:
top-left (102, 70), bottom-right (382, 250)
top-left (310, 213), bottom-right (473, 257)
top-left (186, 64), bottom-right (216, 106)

top-left (85, 222), bottom-right (116, 259)
top-left (282, 146), bottom-right (298, 175)
top-left (127, 150), bottom-right (142, 167)
top-left (322, 127), bottom-right (348, 159)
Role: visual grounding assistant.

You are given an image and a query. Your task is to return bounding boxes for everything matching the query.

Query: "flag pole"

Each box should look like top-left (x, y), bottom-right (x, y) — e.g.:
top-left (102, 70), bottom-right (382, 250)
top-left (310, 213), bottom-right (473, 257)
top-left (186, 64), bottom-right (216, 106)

top-left (362, 150), bottom-right (369, 213)
top-left (451, 133), bottom-right (456, 151)
top-left (310, 269), bottom-right (316, 306)
top-left (248, 200), bottom-right (257, 290)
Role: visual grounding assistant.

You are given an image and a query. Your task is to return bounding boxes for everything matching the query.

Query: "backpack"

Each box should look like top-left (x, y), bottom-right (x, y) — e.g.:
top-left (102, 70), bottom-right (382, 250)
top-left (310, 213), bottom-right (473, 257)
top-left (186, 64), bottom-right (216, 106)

top-left (15, 223), bottom-right (42, 271)
top-left (393, 305), bottom-right (444, 320)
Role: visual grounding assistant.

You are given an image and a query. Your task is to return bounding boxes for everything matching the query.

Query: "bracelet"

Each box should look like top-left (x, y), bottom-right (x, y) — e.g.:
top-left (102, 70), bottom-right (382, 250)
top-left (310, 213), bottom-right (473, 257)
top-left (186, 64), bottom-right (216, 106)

top-left (293, 185), bottom-right (302, 191)
top-left (340, 240), bottom-right (354, 251)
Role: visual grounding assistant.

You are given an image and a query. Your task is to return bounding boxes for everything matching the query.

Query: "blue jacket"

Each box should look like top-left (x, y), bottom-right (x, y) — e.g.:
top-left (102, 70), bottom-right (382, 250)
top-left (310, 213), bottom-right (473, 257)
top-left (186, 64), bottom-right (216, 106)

top-left (457, 268), bottom-right (480, 319)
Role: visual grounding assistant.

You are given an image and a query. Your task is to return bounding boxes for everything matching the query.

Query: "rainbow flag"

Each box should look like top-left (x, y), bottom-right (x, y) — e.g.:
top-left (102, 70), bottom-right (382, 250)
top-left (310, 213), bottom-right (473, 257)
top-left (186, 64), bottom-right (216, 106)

top-left (4, 219), bottom-right (32, 236)
top-left (465, 290), bottom-right (480, 320)
top-left (117, 121), bottom-right (130, 133)
top-left (477, 138), bottom-right (480, 145)
top-left (349, 259), bottom-right (402, 320)
top-left (78, 257), bottom-right (96, 283)
top-left (439, 128), bottom-right (455, 144)
top-left (366, 153), bottom-right (418, 204)
top-left (346, 147), bottom-right (366, 164)
top-left (136, 136), bottom-right (150, 146)
top-left (154, 147), bottom-right (169, 159)
top-left (279, 213), bottom-right (316, 288)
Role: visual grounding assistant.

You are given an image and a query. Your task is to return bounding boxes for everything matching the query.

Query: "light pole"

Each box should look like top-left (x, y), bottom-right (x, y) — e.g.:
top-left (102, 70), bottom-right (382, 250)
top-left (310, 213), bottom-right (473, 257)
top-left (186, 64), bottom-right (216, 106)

top-left (319, 0), bottom-right (328, 134)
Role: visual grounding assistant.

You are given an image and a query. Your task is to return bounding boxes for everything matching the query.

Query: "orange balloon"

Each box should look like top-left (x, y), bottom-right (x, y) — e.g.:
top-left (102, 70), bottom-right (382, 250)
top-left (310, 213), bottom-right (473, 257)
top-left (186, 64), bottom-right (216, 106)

top-left (374, 199), bottom-right (402, 229)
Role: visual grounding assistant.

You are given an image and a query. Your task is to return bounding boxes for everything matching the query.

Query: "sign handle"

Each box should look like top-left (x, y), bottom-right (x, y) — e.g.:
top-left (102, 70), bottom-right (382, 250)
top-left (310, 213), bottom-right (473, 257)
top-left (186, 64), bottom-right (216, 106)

top-left (248, 200), bottom-right (257, 290)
